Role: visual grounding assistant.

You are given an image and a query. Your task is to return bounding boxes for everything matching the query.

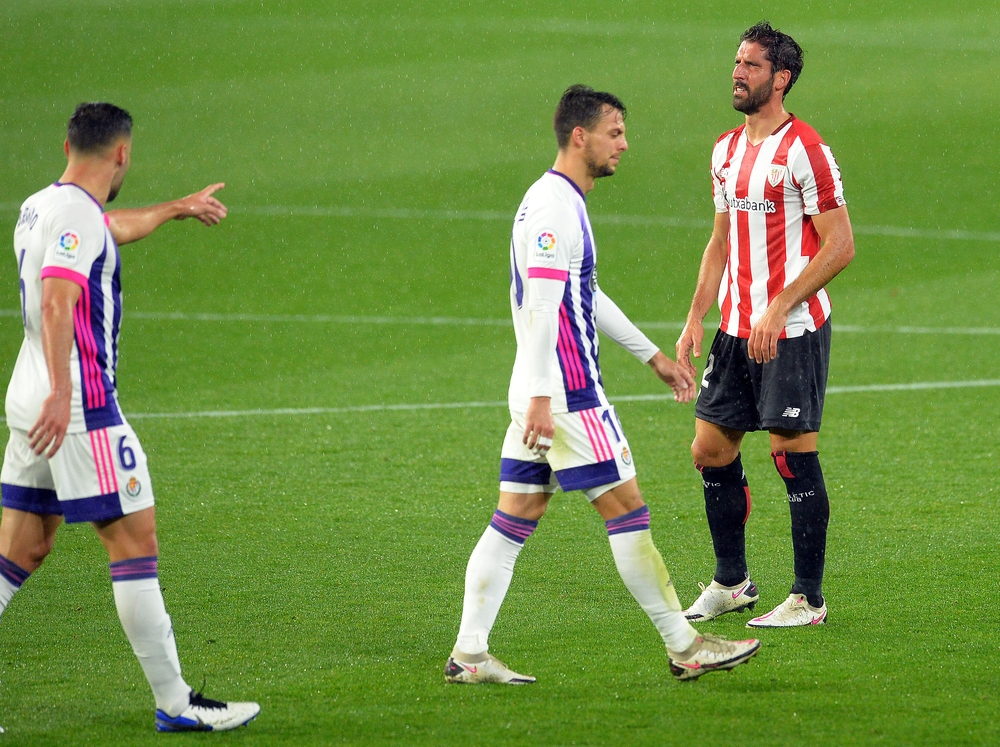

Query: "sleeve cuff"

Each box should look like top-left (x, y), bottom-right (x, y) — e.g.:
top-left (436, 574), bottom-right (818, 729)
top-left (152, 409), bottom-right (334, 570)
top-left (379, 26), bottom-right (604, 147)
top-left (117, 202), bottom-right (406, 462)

top-left (527, 267), bottom-right (569, 281)
top-left (40, 266), bottom-right (88, 288)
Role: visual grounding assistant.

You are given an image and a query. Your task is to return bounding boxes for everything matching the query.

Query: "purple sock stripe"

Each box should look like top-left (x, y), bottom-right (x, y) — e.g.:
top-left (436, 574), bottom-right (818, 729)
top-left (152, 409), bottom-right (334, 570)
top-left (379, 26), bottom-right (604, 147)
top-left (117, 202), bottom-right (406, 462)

top-left (109, 555), bottom-right (158, 582)
top-left (490, 510), bottom-right (538, 545)
top-left (0, 554), bottom-right (30, 588)
top-left (606, 505), bottom-right (651, 536)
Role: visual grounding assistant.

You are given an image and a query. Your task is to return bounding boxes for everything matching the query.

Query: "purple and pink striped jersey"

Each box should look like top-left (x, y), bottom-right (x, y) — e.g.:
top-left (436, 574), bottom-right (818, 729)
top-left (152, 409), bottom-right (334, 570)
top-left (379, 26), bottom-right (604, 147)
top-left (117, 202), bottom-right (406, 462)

top-left (508, 170), bottom-right (607, 414)
top-left (711, 115), bottom-right (846, 339)
top-left (7, 182), bottom-right (124, 433)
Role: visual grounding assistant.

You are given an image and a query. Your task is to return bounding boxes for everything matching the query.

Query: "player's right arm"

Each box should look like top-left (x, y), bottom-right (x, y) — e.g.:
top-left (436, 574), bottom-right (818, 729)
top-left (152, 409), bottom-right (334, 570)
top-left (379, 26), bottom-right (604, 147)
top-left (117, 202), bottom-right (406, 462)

top-left (106, 183), bottom-right (227, 245)
top-left (28, 277), bottom-right (80, 457)
top-left (676, 211), bottom-right (730, 378)
top-left (520, 203), bottom-right (575, 456)
top-left (522, 270), bottom-right (563, 456)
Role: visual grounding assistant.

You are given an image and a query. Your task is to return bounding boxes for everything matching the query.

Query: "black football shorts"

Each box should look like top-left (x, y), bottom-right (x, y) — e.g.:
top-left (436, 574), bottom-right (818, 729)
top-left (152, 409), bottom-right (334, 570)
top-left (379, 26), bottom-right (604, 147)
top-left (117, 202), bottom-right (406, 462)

top-left (694, 319), bottom-right (831, 433)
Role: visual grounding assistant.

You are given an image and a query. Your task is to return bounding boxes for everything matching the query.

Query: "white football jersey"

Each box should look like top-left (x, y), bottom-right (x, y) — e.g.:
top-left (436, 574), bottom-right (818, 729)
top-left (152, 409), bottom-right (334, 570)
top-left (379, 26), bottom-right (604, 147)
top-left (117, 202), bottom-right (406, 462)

top-left (7, 182), bottom-right (124, 433)
top-left (507, 170), bottom-right (609, 415)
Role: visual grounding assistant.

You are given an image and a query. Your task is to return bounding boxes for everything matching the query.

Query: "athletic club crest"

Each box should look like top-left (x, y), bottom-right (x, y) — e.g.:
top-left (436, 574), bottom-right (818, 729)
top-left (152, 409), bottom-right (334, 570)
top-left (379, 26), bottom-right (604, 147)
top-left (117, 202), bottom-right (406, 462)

top-left (767, 165), bottom-right (786, 187)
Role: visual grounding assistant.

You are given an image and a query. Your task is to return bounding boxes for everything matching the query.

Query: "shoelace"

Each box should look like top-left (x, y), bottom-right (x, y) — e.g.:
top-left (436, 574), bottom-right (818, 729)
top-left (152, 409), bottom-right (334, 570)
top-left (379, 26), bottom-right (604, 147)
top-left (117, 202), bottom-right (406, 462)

top-left (699, 633), bottom-right (738, 655)
top-left (190, 677), bottom-right (227, 711)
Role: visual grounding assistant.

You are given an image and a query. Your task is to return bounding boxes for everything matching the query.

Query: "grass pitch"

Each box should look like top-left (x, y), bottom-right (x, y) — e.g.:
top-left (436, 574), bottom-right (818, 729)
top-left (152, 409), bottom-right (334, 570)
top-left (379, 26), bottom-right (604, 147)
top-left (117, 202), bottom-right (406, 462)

top-left (1, 1), bottom-right (999, 745)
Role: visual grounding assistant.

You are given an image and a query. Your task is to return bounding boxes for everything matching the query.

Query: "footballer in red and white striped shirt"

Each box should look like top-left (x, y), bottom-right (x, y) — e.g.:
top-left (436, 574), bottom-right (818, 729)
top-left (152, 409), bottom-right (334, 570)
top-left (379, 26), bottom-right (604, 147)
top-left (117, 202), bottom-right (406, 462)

top-left (711, 114), bottom-right (846, 339)
top-left (676, 22), bottom-right (855, 629)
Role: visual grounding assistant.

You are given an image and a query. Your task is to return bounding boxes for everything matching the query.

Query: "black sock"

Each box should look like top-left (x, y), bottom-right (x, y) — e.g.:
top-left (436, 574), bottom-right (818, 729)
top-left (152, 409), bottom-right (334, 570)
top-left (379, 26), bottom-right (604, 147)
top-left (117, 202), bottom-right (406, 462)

top-left (698, 454), bottom-right (752, 587)
top-left (772, 451), bottom-right (829, 608)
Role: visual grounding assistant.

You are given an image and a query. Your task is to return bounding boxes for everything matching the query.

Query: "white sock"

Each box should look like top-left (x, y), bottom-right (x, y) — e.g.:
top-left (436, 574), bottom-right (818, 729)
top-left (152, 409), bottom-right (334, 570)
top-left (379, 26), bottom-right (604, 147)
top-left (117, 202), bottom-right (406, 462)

top-left (0, 554), bottom-right (30, 620)
top-left (608, 529), bottom-right (698, 652)
top-left (455, 524), bottom-right (527, 655)
top-left (111, 557), bottom-right (191, 716)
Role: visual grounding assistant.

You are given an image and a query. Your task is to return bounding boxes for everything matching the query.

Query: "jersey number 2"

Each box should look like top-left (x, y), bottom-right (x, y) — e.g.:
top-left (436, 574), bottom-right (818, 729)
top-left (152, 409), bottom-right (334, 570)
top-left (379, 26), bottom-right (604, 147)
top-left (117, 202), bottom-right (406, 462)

top-left (701, 354), bottom-right (715, 389)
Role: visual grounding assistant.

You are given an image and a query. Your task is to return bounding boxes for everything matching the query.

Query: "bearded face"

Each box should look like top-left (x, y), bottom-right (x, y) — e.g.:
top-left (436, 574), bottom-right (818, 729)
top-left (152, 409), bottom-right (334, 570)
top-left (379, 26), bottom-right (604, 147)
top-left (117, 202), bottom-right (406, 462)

top-left (733, 73), bottom-right (775, 115)
top-left (106, 177), bottom-right (124, 203)
top-left (584, 140), bottom-right (617, 179)
top-left (106, 141), bottom-right (131, 203)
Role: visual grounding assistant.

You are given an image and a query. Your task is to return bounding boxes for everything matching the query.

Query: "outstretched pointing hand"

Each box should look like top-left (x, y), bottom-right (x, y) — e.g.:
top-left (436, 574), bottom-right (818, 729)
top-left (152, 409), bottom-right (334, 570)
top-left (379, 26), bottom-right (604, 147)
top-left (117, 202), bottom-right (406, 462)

top-left (176, 183), bottom-right (227, 226)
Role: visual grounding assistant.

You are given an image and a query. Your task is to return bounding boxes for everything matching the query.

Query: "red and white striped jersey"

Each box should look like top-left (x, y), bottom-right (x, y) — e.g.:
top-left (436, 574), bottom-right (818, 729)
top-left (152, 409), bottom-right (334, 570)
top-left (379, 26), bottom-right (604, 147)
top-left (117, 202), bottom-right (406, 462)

top-left (711, 115), bottom-right (846, 338)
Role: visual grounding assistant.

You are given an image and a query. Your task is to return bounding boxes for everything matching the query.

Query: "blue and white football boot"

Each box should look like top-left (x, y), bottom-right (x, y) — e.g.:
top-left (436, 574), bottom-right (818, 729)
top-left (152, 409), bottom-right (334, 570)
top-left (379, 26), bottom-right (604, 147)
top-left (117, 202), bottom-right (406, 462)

top-left (155, 690), bottom-right (260, 732)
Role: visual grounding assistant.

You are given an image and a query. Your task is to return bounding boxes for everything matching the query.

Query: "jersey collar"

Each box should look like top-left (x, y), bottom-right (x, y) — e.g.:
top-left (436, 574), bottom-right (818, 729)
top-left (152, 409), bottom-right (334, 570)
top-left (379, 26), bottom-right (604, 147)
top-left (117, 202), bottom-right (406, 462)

top-left (53, 181), bottom-right (105, 212)
top-left (546, 169), bottom-right (586, 202)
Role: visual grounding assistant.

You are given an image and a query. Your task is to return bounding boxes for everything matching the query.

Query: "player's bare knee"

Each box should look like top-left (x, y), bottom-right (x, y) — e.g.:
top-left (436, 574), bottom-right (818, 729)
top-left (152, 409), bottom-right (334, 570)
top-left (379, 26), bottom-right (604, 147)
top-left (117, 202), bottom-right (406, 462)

top-left (497, 491), bottom-right (551, 522)
top-left (691, 438), bottom-right (738, 468)
top-left (26, 536), bottom-right (54, 567)
top-left (591, 479), bottom-right (645, 520)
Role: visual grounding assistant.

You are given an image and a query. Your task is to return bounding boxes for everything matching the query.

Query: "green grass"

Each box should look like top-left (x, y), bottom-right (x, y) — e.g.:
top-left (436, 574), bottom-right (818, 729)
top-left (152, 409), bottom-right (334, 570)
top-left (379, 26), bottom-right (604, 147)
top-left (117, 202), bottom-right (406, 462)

top-left (1, 1), bottom-right (999, 745)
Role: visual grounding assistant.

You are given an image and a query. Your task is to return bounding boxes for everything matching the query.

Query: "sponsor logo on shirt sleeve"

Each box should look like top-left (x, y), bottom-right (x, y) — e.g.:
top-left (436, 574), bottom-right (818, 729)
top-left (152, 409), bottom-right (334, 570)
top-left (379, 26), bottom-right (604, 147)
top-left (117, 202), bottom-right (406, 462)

top-left (54, 231), bottom-right (81, 263)
top-left (533, 230), bottom-right (558, 262)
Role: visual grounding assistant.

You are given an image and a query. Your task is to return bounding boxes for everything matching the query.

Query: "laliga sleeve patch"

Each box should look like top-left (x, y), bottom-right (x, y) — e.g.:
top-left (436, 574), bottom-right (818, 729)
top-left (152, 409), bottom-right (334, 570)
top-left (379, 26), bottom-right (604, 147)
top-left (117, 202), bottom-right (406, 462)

top-left (533, 230), bottom-right (558, 264)
top-left (54, 230), bottom-right (81, 263)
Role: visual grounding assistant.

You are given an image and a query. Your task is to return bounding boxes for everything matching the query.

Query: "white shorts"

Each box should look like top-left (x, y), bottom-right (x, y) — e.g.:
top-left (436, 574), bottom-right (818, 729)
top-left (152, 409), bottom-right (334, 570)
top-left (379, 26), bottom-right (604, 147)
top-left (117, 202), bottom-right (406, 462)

top-left (499, 405), bottom-right (636, 502)
top-left (0, 423), bottom-right (155, 523)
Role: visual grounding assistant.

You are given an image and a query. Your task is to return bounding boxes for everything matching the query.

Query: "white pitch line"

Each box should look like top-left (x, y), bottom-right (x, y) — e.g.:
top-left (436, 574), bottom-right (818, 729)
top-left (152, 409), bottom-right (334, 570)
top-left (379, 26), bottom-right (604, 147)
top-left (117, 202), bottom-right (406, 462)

top-left (832, 324), bottom-right (1000, 335)
top-left (120, 379), bottom-right (1000, 421)
top-left (3, 201), bottom-right (999, 242)
top-left (231, 205), bottom-right (1000, 242)
top-left (128, 400), bottom-right (508, 420)
top-left (131, 311), bottom-right (512, 326)
top-left (0, 309), bottom-right (995, 335)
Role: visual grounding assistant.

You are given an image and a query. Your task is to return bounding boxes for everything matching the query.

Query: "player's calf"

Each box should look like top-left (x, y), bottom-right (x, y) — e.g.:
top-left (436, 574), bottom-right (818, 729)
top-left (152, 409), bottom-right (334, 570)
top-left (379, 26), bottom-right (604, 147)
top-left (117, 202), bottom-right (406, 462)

top-left (772, 450), bottom-right (829, 609)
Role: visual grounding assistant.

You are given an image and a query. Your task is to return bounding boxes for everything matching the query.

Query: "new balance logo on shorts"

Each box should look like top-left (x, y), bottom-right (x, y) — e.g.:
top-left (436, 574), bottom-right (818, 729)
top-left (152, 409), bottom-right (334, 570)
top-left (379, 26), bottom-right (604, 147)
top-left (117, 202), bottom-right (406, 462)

top-left (782, 407), bottom-right (801, 418)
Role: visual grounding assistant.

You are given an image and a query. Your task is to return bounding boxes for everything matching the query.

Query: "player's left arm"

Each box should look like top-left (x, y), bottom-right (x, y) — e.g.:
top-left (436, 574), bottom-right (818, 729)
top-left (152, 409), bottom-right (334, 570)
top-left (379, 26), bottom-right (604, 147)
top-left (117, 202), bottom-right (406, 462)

top-left (596, 288), bottom-right (695, 402)
top-left (747, 205), bottom-right (855, 363)
top-left (29, 277), bottom-right (81, 457)
top-left (106, 183), bottom-right (227, 245)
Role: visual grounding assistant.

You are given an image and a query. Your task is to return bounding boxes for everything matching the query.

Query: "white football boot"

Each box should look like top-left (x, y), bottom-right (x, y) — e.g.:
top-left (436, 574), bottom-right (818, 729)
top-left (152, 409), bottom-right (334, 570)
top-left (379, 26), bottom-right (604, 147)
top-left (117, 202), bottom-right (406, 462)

top-left (683, 578), bottom-right (759, 621)
top-left (747, 593), bottom-right (827, 628)
top-left (668, 633), bottom-right (761, 681)
top-left (155, 690), bottom-right (260, 732)
top-left (444, 648), bottom-right (535, 684)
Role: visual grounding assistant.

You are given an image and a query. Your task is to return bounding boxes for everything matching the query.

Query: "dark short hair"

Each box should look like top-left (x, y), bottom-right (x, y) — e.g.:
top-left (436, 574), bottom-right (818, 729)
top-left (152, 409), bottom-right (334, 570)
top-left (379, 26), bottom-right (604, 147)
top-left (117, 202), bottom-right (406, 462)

top-left (553, 85), bottom-right (626, 149)
top-left (67, 102), bottom-right (133, 154)
top-left (740, 21), bottom-right (804, 97)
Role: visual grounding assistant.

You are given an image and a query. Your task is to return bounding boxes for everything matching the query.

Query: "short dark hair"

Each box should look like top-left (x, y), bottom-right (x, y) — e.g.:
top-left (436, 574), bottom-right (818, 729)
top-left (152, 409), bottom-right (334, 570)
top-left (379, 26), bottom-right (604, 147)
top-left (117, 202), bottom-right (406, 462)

top-left (67, 102), bottom-right (132, 154)
top-left (553, 85), bottom-right (626, 149)
top-left (740, 21), bottom-right (804, 97)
